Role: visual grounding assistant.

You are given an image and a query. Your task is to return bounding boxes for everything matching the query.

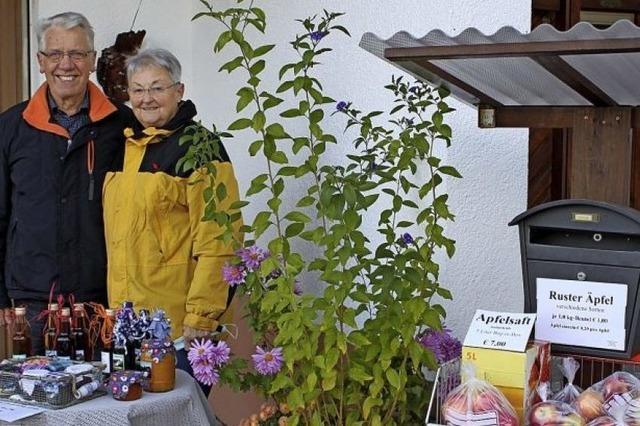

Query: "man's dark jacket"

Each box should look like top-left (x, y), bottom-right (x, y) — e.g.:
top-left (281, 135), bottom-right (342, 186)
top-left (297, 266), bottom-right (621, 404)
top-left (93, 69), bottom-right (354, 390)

top-left (0, 82), bottom-right (130, 307)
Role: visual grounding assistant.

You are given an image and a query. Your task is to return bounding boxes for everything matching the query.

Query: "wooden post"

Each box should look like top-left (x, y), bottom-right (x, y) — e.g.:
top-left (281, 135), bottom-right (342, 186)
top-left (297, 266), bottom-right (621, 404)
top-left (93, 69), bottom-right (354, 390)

top-left (569, 107), bottom-right (632, 204)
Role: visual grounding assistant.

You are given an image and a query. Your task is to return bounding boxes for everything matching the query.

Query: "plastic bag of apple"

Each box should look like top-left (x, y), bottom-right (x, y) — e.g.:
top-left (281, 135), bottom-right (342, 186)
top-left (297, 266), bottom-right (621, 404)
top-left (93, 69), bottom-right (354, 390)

top-left (442, 363), bottom-right (520, 425)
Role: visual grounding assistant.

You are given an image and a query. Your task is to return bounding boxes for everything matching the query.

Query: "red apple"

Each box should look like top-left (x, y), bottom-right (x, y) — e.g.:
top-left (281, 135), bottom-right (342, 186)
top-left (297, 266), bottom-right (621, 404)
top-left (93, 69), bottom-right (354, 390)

top-left (574, 389), bottom-right (605, 421)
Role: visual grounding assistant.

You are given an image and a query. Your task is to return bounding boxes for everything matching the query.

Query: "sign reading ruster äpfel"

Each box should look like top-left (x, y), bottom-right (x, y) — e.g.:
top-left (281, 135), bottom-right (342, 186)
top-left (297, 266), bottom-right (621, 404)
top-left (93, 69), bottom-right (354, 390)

top-left (536, 278), bottom-right (627, 351)
top-left (463, 309), bottom-right (536, 352)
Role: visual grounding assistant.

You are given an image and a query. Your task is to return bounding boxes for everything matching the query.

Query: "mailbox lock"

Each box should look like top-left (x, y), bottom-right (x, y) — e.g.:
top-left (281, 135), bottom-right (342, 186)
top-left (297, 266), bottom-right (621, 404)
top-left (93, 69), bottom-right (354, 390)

top-left (593, 233), bottom-right (603, 242)
top-left (577, 272), bottom-right (587, 281)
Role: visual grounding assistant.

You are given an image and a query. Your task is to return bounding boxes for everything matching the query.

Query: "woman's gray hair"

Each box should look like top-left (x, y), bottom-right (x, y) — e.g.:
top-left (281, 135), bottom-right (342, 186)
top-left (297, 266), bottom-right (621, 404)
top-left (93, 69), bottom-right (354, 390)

top-left (126, 49), bottom-right (182, 83)
top-left (36, 12), bottom-right (94, 51)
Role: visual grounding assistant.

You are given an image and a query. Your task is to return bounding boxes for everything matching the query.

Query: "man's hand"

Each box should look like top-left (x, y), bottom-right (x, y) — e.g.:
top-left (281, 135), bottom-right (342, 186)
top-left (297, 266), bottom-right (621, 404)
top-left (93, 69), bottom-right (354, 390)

top-left (183, 325), bottom-right (212, 349)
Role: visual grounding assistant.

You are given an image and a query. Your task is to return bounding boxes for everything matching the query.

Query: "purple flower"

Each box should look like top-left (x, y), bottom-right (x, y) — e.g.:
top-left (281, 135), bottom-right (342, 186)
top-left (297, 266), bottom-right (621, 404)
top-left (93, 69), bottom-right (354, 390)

top-left (402, 233), bottom-right (414, 245)
top-left (237, 246), bottom-right (269, 272)
top-left (222, 263), bottom-right (247, 286)
top-left (193, 363), bottom-right (220, 386)
top-left (293, 279), bottom-right (303, 296)
top-left (209, 341), bottom-right (231, 367)
top-left (267, 268), bottom-right (282, 281)
top-left (418, 327), bottom-right (462, 364)
top-left (252, 346), bottom-right (284, 375)
top-left (309, 30), bottom-right (327, 42)
top-left (336, 101), bottom-right (348, 112)
top-left (188, 338), bottom-right (216, 364)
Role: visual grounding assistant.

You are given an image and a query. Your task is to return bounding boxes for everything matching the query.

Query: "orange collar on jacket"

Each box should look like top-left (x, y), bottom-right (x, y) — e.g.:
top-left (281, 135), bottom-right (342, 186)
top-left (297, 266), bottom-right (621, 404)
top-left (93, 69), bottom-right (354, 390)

top-left (22, 81), bottom-right (118, 139)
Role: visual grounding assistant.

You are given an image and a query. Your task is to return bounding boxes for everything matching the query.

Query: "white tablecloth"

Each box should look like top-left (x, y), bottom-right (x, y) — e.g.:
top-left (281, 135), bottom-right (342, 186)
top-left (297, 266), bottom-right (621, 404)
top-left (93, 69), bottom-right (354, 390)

top-left (2, 370), bottom-right (217, 425)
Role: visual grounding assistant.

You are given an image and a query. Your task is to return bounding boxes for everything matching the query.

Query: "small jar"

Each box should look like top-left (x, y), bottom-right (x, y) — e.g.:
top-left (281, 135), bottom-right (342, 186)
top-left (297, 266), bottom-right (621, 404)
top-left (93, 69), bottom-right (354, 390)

top-left (141, 339), bottom-right (176, 392)
top-left (109, 370), bottom-right (144, 401)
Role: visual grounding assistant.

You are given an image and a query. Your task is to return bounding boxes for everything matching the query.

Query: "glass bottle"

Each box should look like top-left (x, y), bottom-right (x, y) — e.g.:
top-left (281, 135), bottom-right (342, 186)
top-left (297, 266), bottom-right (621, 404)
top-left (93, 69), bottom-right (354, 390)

top-left (11, 307), bottom-right (32, 359)
top-left (44, 303), bottom-right (59, 357)
top-left (100, 308), bottom-right (116, 374)
top-left (112, 336), bottom-right (127, 372)
top-left (71, 303), bottom-right (90, 361)
top-left (55, 308), bottom-right (73, 360)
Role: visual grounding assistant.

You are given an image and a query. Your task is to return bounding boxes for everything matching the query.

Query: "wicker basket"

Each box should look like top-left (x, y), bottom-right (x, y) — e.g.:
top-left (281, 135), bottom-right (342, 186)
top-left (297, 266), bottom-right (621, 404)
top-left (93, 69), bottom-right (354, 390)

top-left (0, 357), bottom-right (105, 409)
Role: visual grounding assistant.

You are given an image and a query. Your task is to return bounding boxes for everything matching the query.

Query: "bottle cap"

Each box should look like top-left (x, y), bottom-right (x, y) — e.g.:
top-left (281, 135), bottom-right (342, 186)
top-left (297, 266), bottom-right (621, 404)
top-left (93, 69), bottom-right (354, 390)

top-left (73, 303), bottom-right (84, 310)
top-left (106, 308), bottom-right (115, 316)
top-left (48, 303), bottom-right (59, 310)
top-left (61, 307), bottom-right (71, 316)
top-left (14, 307), bottom-right (26, 315)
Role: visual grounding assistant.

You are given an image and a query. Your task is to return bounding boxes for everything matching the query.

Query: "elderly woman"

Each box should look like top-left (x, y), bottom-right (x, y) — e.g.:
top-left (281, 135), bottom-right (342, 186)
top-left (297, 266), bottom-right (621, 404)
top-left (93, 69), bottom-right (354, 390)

top-left (102, 48), bottom-right (242, 393)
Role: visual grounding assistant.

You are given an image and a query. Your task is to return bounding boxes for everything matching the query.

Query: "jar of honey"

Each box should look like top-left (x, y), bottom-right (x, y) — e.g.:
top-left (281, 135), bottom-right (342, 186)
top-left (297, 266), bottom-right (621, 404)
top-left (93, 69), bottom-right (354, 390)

top-left (140, 339), bottom-right (175, 392)
top-left (109, 370), bottom-right (144, 401)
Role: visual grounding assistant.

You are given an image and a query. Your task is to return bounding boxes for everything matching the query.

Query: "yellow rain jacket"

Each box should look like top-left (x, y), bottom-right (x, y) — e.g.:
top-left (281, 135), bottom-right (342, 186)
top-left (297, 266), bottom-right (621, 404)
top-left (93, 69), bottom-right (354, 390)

top-left (103, 101), bottom-right (242, 340)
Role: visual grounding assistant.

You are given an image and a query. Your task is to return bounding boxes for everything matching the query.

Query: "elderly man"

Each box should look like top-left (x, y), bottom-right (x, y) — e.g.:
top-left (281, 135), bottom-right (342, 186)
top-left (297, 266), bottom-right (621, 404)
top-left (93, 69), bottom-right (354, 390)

top-left (0, 12), bottom-right (131, 354)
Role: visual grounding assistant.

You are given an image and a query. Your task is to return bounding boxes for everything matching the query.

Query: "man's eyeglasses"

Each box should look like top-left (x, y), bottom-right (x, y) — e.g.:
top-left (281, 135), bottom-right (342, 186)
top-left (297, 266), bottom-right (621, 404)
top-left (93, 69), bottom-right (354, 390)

top-left (128, 82), bottom-right (181, 98)
top-left (39, 50), bottom-right (95, 63)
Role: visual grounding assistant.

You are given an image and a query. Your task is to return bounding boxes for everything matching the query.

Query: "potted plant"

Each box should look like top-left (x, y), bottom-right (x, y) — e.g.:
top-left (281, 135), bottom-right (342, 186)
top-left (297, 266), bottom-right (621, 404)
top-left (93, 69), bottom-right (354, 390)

top-left (182, 2), bottom-right (462, 424)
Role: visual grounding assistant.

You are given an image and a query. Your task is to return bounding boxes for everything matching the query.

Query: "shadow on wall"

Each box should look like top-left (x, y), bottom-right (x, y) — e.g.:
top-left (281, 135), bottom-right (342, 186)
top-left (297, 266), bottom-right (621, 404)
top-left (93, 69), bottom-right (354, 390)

top-left (209, 296), bottom-right (265, 424)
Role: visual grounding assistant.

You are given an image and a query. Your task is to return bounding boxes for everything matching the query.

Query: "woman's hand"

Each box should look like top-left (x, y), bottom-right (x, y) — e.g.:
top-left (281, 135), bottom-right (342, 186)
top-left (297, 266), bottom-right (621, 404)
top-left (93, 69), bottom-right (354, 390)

top-left (183, 325), bottom-right (212, 348)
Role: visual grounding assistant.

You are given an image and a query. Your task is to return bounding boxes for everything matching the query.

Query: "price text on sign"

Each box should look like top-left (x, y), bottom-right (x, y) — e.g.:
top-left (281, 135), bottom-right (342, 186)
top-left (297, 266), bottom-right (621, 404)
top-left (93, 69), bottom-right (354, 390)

top-left (536, 278), bottom-right (627, 351)
top-left (463, 309), bottom-right (536, 352)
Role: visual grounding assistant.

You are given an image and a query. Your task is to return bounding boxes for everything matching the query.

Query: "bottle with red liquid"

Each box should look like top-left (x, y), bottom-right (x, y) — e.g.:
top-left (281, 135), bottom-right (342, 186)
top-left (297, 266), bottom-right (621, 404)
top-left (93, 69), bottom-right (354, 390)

top-left (11, 307), bottom-right (32, 359)
top-left (55, 308), bottom-right (73, 360)
top-left (71, 303), bottom-right (90, 361)
top-left (44, 302), bottom-right (59, 357)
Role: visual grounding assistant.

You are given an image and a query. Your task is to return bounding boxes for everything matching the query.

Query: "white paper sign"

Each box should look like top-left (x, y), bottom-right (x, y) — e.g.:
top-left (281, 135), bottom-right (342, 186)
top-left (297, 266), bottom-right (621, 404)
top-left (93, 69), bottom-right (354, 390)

top-left (536, 278), bottom-right (627, 351)
top-left (0, 401), bottom-right (44, 422)
top-left (463, 309), bottom-right (536, 352)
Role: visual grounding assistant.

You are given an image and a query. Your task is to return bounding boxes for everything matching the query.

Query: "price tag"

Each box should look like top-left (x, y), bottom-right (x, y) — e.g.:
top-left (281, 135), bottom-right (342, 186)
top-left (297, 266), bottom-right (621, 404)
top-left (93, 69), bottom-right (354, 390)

top-left (463, 309), bottom-right (536, 352)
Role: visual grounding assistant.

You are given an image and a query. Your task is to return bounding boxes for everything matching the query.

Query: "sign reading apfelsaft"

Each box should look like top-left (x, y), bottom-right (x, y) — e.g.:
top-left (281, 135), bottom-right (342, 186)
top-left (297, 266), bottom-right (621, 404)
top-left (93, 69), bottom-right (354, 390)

top-left (463, 309), bottom-right (536, 352)
top-left (536, 278), bottom-right (627, 351)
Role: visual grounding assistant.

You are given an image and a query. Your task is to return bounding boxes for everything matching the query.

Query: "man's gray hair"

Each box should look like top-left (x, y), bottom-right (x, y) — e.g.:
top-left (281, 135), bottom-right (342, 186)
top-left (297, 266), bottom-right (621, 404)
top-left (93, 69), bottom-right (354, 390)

top-left (126, 49), bottom-right (182, 83)
top-left (36, 12), bottom-right (95, 51)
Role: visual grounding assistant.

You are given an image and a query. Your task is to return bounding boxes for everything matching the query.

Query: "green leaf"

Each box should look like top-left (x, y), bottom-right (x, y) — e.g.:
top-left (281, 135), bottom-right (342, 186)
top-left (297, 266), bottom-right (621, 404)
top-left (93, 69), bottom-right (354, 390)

top-left (386, 368), bottom-right (401, 389)
top-left (266, 123), bottom-right (288, 139)
top-left (280, 108), bottom-right (301, 118)
top-left (248, 140), bottom-right (263, 156)
top-left (439, 165), bottom-right (462, 178)
top-left (253, 44), bottom-right (275, 57)
top-left (284, 211), bottom-right (311, 223)
top-left (218, 56), bottom-right (243, 73)
top-left (270, 151), bottom-right (288, 164)
top-left (236, 87), bottom-right (254, 112)
top-left (249, 59), bottom-right (266, 76)
top-left (228, 117), bottom-right (256, 133)
top-left (263, 97), bottom-right (283, 110)
top-left (363, 396), bottom-right (382, 420)
top-left (252, 111), bottom-right (266, 132)
top-left (229, 200), bottom-right (249, 210)
top-left (285, 222), bottom-right (304, 237)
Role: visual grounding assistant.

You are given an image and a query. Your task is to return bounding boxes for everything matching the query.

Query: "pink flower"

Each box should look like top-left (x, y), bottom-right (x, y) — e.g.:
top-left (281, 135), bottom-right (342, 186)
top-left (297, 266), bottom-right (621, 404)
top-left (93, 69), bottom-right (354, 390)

top-left (209, 341), bottom-right (231, 367)
top-left (193, 363), bottom-right (219, 386)
top-left (251, 346), bottom-right (284, 375)
top-left (188, 338), bottom-right (215, 365)
top-left (236, 246), bottom-right (269, 271)
top-left (222, 263), bottom-right (247, 286)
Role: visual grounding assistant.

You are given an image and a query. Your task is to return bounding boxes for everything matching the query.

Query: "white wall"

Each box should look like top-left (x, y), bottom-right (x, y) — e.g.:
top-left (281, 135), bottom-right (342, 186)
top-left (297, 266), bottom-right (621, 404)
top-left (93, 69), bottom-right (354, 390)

top-left (30, 0), bottom-right (532, 339)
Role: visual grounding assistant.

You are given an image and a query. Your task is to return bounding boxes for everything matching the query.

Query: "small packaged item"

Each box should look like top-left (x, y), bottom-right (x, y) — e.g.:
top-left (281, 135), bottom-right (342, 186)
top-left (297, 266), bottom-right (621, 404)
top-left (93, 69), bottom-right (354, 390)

top-left (529, 383), bottom-right (585, 426)
top-left (109, 370), bottom-right (144, 401)
top-left (553, 357), bottom-right (583, 405)
top-left (622, 391), bottom-right (640, 425)
top-left (587, 415), bottom-right (622, 426)
top-left (442, 363), bottom-right (519, 425)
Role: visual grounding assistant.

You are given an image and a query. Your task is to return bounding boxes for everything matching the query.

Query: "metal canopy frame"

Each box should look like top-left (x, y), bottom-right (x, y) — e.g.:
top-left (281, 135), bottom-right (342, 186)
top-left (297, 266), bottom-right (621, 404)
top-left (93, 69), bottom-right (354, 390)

top-left (384, 37), bottom-right (640, 127)
top-left (360, 21), bottom-right (640, 205)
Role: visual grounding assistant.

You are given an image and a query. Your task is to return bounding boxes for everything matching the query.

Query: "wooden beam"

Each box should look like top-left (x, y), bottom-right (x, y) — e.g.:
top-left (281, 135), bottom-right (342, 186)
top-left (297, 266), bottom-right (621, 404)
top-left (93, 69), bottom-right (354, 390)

top-left (385, 38), bottom-right (640, 61)
top-left (532, 0), bottom-right (561, 11)
top-left (486, 106), bottom-right (640, 128)
top-left (582, 0), bottom-right (640, 12)
top-left (409, 58), bottom-right (503, 106)
top-left (533, 55), bottom-right (617, 106)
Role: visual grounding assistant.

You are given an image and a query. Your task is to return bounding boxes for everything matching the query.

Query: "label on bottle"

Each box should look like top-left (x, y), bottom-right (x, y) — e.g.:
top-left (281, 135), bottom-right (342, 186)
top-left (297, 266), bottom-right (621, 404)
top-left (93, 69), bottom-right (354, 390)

top-left (75, 350), bottom-right (85, 361)
top-left (134, 347), bottom-right (141, 368)
top-left (11, 354), bottom-right (26, 360)
top-left (58, 356), bottom-right (71, 361)
top-left (101, 351), bottom-right (111, 374)
top-left (45, 350), bottom-right (57, 358)
top-left (112, 353), bottom-right (125, 372)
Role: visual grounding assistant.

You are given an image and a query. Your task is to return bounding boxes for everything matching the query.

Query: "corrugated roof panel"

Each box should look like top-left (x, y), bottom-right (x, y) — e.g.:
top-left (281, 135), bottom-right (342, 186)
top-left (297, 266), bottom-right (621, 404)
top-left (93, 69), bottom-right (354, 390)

top-left (360, 20), bottom-right (640, 107)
